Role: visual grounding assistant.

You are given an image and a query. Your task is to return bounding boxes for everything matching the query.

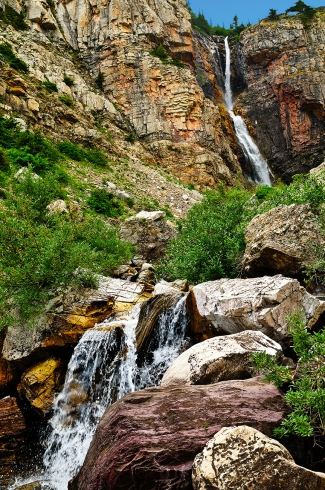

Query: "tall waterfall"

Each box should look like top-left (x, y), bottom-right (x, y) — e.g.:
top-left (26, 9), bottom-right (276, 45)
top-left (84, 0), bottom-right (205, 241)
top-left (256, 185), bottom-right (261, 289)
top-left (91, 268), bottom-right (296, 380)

top-left (224, 37), bottom-right (272, 186)
top-left (12, 295), bottom-right (189, 490)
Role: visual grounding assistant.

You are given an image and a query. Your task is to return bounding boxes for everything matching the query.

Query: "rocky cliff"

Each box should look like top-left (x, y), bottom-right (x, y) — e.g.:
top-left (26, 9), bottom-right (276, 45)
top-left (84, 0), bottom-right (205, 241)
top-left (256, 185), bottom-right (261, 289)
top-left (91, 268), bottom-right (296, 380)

top-left (237, 10), bottom-right (325, 181)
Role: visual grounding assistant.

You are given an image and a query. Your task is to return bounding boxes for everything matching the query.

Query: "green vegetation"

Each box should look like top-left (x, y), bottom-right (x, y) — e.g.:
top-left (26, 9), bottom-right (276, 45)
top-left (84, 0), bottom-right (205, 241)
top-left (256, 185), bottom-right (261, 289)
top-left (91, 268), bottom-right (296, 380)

top-left (63, 75), bottom-right (74, 87)
top-left (159, 173), bottom-right (325, 284)
top-left (88, 189), bottom-right (126, 218)
top-left (268, 9), bottom-right (279, 20)
top-left (43, 80), bottom-right (58, 93)
top-left (125, 133), bottom-right (136, 144)
top-left (58, 94), bottom-right (74, 107)
top-left (0, 116), bottom-right (133, 328)
top-left (150, 44), bottom-right (185, 68)
top-left (95, 71), bottom-right (104, 90)
top-left (0, 4), bottom-right (29, 30)
top-left (251, 311), bottom-right (325, 439)
top-left (57, 141), bottom-right (108, 167)
top-left (188, 8), bottom-right (249, 42)
top-left (158, 187), bottom-right (253, 284)
top-left (0, 42), bottom-right (28, 73)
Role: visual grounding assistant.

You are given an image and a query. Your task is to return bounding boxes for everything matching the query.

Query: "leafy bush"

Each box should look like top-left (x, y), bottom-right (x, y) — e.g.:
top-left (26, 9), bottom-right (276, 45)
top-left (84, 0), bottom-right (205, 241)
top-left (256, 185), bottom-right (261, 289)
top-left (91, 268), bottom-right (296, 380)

top-left (150, 44), bottom-right (169, 61)
top-left (251, 311), bottom-right (325, 439)
top-left (268, 8), bottom-right (278, 20)
top-left (95, 71), bottom-right (104, 90)
top-left (6, 148), bottom-right (50, 173)
top-left (43, 80), bottom-right (58, 93)
top-left (88, 189), bottom-right (124, 218)
top-left (58, 94), bottom-right (74, 107)
top-left (0, 5), bottom-right (29, 30)
top-left (0, 169), bottom-right (133, 328)
top-left (57, 141), bottom-right (108, 167)
top-left (63, 75), bottom-right (74, 87)
top-left (158, 187), bottom-right (253, 283)
top-left (125, 133), bottom-right (136, 143)
top-left (0, 42), bottom-right (28, 72)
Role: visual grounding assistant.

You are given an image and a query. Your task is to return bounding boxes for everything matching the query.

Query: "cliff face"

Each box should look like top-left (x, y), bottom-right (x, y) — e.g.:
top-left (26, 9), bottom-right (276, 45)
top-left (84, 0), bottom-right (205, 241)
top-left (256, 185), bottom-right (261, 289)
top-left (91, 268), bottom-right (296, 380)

top-left (237, 12), bottom-right (325, 182)
top-left (0, 0), bottom-right (243, 189)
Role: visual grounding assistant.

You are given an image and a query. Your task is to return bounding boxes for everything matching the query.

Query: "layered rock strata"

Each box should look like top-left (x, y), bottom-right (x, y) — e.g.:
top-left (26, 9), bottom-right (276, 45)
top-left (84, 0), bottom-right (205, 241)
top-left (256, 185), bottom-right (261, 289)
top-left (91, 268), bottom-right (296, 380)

top-left (238, 13), bottom-right (325, 181)
top-left (69, 378), bottom-right (289, 490)
top-left (192, 425), bottom-right (325, 490)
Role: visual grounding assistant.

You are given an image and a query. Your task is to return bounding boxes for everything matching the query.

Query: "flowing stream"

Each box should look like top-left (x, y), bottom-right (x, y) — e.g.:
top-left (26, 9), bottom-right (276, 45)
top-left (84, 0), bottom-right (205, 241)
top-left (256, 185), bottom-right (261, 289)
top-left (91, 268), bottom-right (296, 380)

top-left (12, 295), bottom-right (189, 490)
top-left (224, 37), bottom-right (272, 185)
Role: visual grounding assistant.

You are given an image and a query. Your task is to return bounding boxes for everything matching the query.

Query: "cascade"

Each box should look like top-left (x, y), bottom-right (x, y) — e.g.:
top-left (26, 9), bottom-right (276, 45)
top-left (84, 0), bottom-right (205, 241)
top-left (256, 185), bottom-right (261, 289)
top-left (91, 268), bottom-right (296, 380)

top-left (12, 295), bottom-right (189, 490)
top-left (224, 37), bottom-right (272, 185)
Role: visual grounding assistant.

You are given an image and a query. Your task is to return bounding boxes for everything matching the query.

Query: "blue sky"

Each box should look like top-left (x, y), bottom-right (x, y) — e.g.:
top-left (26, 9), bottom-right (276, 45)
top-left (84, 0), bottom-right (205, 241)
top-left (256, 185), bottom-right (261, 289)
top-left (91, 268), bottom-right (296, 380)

top-left (188, 0), bottom-right (323, 27)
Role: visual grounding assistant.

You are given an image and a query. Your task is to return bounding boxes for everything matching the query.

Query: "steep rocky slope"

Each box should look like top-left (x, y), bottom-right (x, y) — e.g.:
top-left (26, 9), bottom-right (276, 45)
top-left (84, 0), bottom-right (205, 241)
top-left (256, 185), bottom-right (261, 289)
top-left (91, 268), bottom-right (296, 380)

top-left (237, 10), bottom-right (325, 181)
top-left (0, 0), bottom-right (244, 191)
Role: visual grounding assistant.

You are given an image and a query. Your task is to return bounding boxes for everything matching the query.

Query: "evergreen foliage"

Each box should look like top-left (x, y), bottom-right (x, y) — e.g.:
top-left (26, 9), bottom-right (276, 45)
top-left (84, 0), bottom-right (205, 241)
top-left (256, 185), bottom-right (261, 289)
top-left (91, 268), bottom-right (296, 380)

top-left (0, 42), bottom-right (28, 72)
top-left (0, 5), bottom-right (29, 30)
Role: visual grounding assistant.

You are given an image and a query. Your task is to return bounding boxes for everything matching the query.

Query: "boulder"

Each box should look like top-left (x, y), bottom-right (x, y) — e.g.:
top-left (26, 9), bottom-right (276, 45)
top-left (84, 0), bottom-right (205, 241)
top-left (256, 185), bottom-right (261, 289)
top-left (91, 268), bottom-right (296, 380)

top-left (69, 378), bottom-right (290, 490)
top-left (46, 199), bottom-right (69, 214)
top-left (242, 204), bottom-right (325, 279)
top-left (192, 425), bottom-right (325, 490)
top-left (187, 275), bottom-right (325, 346)
top-left (0, 397), bottom-right (26, 488)
top-left (161, 331), bottom-right (282, 387)
top-left (18, 358), bottom-right (65, 418)
top-left (119, 211), bottom-right (177, 263)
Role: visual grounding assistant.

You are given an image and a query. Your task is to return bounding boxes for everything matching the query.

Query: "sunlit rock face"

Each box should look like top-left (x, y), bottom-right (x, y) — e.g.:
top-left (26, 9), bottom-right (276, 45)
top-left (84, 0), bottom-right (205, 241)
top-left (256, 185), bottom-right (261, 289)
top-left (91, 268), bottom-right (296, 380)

top-left (237, 12), bottom-right (325, 182)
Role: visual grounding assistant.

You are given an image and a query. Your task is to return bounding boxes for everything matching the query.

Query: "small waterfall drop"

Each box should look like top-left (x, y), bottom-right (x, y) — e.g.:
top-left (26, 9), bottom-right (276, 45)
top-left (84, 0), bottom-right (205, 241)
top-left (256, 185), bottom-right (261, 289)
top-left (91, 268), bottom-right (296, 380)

top-left (224, 37), bottom-right (272, 186)
top-left (12, 295), bottom-right (189, 490)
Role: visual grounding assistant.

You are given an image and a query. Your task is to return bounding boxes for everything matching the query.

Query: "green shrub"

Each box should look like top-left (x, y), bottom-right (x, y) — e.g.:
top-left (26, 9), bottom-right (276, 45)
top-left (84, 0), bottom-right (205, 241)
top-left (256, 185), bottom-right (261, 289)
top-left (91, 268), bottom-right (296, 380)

top-left (63, 75), bottom-right (74, 87)
top-left (0, 42), bottom-right (28, 72)
top-left (268, 8), bottom-right (278, 20)
top-left (150, 44), bottom-right (169, 61)
top-left (95, 71), bottom-right (104, 90)
top-left (58, 94), bottom-right (74, 107)
top-left (125, 133), bottom-right (136, 144)
top-left (43, 80), bottom-right (58, 93)
top-left (0, 149), bottom-right (9, 172)
top-left (0, 205), bottom-right (133, 328)
top-left (88, 189), bottom-right (124, 218)
top-left (6, 148), bottom-right (50, 173)
top-left (58, 141), bottom-right (84, 161)
top-left (84, 148), bottom-right (107, 167)
top-left (170, 59), bottom-right (185, 68)
top-left (0, 5), bottom-right (29, 31)
top-left (251, 311), bottom-right (325, 439)
top-left (255, 185), bottom-right (274, 201)
top-left (158, 187), bottom-right (253, 284)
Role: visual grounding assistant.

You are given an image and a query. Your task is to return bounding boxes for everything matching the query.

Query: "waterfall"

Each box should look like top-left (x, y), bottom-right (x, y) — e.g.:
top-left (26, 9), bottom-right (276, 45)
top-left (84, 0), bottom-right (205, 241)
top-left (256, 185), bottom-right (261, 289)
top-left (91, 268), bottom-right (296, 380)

top-left (224, 37), bottom-right (272, 186)
top-left (12, 295), bottom-right (189, 490)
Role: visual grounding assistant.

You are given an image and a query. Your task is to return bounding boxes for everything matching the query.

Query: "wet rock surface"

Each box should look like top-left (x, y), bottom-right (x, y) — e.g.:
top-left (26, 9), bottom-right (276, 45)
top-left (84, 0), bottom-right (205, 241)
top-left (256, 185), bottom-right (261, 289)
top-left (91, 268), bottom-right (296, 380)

top-left (161, 331), bottom-right (282, 386)
top-left (187, 275), bottom-right (325, 346)
top-left (192, 425), bottom-right (325, 490)
top-left (0, 397), bottom-right (26, 489)
top-left (243, 204), bottom-right (324, 279)
top-left (69, 378), bottom-right (290, 490)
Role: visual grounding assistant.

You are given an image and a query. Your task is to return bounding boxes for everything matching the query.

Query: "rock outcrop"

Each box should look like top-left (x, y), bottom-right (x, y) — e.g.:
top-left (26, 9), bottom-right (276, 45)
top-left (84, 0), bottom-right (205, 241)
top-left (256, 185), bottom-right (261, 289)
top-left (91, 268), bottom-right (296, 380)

top-left (18, 358), bottom-right (65, 418)
top-left (2, 277), bottom-right (149, 371)
top-left (161, 331), bottom-right (282, 386)
top-left (119, 211), bottom-right (177, 263)
top-left (187, 275), bottom-right (325, 346)
top-left (238, 13), bottom-right (325, 181)
top-left (192, 425), bottom-right (325, 490)
top-left (69, 378), bottom-right (289, 490)
top-left (0, 397), bottom-right (26, 488)
top-left (243, 204), bottom-right (324, 279)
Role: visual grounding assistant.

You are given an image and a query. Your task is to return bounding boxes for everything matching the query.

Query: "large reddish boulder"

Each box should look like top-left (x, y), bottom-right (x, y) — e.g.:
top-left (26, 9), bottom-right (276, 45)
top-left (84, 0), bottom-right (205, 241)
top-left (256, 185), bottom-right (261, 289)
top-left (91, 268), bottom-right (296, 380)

top-left (0, 397), bottom-right (26, 488)
top-left (69, 378), bottom-right (290, 490)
